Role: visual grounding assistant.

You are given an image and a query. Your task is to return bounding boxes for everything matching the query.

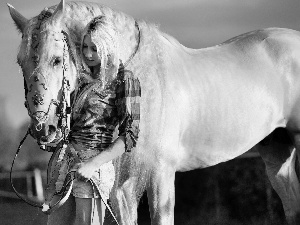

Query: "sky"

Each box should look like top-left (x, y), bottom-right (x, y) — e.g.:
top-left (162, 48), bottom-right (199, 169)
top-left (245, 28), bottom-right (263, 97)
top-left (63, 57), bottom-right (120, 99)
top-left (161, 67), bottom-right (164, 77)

top-left (1, 0), bottom-right (300, 128)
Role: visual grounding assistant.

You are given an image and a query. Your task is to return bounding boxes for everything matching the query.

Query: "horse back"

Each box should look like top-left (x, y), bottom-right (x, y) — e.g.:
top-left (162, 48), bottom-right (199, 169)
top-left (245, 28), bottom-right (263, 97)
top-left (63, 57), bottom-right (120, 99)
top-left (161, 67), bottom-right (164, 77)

top-left (144, 28), bottom-right (300, 171)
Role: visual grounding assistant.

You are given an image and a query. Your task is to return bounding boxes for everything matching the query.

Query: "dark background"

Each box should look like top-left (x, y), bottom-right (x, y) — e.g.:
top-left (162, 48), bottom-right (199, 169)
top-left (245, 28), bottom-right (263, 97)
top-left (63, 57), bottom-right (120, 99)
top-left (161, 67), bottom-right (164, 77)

top-left (137, 157), bottom-right (286, 225)
top-left (0, 157), bottom-right (287, 225)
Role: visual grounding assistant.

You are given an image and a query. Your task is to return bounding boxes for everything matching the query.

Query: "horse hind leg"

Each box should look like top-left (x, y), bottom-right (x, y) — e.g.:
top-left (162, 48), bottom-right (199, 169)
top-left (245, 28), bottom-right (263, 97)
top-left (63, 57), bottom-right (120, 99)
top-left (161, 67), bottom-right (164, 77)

top-left (291, 133), bottom-right (300, 181)
top-left (258, 129), bottom-right (300, 225)
top-left (276, 146), bottom-right (300, 224)
top-left (289, 132), bottom-right (300, 222)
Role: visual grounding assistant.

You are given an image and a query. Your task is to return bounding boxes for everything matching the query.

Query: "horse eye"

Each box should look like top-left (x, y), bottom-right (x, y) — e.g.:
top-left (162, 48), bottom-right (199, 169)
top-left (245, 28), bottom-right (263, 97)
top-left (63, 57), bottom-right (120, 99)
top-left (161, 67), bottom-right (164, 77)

top-left (53, 57), bottom-right (62, 67)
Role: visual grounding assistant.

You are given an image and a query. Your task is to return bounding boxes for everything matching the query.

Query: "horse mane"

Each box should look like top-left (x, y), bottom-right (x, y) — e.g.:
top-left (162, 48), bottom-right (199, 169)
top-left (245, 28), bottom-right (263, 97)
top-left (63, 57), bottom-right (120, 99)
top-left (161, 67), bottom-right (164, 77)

top-left (19, 1), bottom-right (166, 63)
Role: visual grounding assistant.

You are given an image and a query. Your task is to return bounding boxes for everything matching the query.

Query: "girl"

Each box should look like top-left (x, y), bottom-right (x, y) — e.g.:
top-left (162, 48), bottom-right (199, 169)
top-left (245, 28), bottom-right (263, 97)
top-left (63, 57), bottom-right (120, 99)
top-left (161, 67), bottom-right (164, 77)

top-left (46, 15), bottom-right (141, 225)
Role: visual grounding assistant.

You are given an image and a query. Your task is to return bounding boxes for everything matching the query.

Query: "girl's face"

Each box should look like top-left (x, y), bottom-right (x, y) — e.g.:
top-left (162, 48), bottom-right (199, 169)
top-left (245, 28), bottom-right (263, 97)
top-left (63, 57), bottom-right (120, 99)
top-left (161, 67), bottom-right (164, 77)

top-left (82, 34), bottom-right (101, 67)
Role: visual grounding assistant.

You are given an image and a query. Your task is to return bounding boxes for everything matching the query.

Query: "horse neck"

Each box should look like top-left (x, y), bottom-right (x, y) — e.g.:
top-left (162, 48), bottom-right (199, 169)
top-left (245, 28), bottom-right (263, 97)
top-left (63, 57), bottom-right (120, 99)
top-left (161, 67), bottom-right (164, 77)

top-left (57, 2), bottom-right (138, 65)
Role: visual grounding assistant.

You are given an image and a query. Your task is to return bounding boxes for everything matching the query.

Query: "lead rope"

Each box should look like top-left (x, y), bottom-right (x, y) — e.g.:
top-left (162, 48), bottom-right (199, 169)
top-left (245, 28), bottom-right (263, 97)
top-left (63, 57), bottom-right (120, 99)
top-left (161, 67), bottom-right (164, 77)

top-left (90, 178), bottom-right (120, 225)
top-left (10, 128), bottom-right (43, 209)
top-left (68, 145), bottom-right (120, 225)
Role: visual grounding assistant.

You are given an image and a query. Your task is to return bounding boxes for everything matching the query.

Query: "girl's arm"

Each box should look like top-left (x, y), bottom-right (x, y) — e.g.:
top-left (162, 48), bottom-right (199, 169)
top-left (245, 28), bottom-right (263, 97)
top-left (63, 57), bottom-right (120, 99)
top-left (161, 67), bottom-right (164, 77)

top-left (75, 136), bottom-right (125, 179)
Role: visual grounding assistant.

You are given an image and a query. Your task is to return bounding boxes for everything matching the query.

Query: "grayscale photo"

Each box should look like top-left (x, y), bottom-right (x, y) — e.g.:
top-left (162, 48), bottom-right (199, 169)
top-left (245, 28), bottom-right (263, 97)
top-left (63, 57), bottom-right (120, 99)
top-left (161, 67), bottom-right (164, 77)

top-left (1, 0), bottom-right (300, 224)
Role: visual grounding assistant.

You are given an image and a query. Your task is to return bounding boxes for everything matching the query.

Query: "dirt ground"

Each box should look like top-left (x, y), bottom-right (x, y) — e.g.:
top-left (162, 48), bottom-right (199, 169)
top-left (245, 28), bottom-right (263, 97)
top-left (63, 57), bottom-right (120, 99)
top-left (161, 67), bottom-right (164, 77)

top-left (0, 197), bottom-right (150, 225)
top-left (0, 198), bottom-right (47, 225)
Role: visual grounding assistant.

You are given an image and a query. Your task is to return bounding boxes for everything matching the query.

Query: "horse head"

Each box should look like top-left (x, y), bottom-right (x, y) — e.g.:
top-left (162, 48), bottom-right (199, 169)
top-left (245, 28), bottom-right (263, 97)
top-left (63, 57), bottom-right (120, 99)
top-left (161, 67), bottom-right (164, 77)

top-left (8, 0), bottom-right (78, 145)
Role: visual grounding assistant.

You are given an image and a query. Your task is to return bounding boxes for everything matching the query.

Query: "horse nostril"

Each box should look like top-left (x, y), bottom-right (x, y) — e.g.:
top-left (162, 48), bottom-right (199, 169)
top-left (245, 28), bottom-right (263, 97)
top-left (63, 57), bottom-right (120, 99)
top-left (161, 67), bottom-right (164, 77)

top-left (48, 125), bottom-right (57, 134)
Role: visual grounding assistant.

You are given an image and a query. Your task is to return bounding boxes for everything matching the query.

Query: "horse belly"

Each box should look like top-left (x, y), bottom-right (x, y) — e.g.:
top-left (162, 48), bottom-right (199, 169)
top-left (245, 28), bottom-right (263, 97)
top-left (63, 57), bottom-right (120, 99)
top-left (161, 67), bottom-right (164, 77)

top-left (164, 57), bottom-right (289, 171)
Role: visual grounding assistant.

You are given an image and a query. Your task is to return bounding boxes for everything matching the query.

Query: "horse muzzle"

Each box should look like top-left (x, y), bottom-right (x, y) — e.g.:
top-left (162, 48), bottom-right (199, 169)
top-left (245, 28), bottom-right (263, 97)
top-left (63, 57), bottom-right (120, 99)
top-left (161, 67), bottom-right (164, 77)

top-left (29, 121), bottom-right (62, 145)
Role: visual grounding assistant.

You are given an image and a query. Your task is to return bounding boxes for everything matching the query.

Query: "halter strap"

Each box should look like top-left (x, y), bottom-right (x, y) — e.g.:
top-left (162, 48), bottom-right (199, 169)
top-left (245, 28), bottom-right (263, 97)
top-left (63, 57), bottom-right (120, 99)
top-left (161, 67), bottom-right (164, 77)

top-left (123, 21), bottom-right (140, 68)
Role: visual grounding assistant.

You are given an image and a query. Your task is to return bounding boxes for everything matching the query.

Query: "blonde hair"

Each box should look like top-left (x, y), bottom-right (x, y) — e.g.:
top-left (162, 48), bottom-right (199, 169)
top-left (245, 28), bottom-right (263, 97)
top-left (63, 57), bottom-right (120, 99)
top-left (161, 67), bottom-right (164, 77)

top-left (81, 16), bottom-right (119, 87)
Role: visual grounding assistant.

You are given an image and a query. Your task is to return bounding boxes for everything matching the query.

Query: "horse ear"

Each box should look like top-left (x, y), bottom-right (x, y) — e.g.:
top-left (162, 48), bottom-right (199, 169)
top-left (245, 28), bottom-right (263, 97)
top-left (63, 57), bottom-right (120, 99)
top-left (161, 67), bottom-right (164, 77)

top-left (7, 3), bottom-right (28, 34)
top-left (51, 0), bottom-right (65, 23)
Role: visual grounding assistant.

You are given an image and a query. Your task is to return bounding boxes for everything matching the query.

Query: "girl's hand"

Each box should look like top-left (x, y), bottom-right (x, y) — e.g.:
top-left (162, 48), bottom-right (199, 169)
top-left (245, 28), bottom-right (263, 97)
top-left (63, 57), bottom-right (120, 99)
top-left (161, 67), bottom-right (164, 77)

top-left (73, 160), bottom-right (98, 181)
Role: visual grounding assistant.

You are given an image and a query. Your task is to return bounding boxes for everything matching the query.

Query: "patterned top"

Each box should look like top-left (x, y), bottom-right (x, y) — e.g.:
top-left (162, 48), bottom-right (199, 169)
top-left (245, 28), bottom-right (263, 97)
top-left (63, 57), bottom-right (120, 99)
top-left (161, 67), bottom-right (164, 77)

top-left (69, 65), bottom-right (141, 152)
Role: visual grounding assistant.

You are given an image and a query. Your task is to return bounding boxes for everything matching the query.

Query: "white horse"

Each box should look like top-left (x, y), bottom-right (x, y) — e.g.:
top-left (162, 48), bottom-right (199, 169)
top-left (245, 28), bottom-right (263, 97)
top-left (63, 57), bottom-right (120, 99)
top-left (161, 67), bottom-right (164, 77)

top-left (8, 0), bottom-right (300, 224)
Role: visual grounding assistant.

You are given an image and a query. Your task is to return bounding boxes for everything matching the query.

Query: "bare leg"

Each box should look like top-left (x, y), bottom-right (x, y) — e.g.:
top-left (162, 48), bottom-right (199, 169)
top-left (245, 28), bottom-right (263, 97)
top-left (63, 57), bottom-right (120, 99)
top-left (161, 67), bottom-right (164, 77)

top-left (147, 165), bottom-right (175, 225)
top-left (47, 195), bottom-right (76, 225)
top-left (258, 136), bottom-right (300, 225)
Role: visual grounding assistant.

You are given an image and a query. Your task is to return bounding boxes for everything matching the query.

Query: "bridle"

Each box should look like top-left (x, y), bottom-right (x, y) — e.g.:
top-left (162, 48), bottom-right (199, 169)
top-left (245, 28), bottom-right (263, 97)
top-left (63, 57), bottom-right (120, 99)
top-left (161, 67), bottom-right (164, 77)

top-left (10, 30), bottom-right (72, 213)
top-left (25, 30), bottom-right (72, 144)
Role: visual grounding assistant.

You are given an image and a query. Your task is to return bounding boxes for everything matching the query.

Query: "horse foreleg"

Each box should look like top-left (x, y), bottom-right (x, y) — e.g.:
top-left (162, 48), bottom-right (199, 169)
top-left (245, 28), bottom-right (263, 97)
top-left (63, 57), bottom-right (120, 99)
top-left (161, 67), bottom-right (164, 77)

top-left (110, 154), bottom-right (141, 225)
top-left (258, 140), bottom-right (300, 225)
top-left (110, 176), bottom-right (139, 225)
top-left (147, 165), bottom-right (176, 225)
